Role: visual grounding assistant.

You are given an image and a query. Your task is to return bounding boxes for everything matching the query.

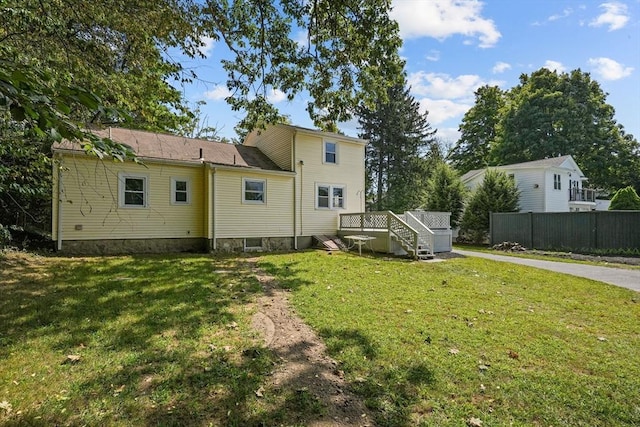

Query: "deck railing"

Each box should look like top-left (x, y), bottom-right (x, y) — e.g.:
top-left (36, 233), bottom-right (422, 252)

top-left (407, 210), bottom-right (451, 229)
top-left (339, 211), bottom-right (420, 257)
top-left (569, 188), bottom-right (596, 202)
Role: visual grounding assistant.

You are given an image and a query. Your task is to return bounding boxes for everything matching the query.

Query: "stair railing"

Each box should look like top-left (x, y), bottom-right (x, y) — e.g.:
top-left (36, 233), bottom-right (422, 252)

top-left (404, 211), bottom-right (435, 257)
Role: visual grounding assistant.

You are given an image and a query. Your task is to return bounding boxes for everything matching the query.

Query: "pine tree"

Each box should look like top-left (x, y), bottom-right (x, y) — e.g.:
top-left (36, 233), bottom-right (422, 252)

top-left (609, 186), bottom-right (640, 210)
top-left (425, 162), bottom-right (466, 227)
top-left (357, 81), bottom-right (437, 213)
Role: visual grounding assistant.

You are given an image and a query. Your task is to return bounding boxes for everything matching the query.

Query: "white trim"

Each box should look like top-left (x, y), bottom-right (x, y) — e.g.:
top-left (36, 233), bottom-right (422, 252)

top-left (323, 140), bottom-right (338, 164)
top-left (315, 182), bottom-right (346, 210)
top-left (118, 172), bottom-right (149, 208)
top-left (171, 177), bottom-right (191, 205)
top-left (242, 177), bottom-right (266, 204)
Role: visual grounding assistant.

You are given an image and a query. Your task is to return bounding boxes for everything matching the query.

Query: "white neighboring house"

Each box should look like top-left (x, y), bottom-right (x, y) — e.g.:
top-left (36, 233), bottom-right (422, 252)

top-left (460, 155), bottom-right (597, 212)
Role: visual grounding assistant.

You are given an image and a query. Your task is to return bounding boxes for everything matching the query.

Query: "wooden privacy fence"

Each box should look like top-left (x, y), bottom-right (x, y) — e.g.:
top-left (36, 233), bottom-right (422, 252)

top-left (490, 211), bottom-right (640, 250)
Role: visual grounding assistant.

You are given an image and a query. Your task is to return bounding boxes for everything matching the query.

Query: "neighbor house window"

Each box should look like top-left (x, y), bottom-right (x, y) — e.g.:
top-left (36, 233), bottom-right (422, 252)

top-left (553, 173), bottom-right (561, 190)
top-left (316, 183), bottom-right (345, 209)
top-left (119, 173), bottom-right (148, 208)
top-left (243, 178), bottom-right (266, 204)
top-left (171, 178), bottom-right (190, 204)
top-left (324, 141), bottom-right (337, 164)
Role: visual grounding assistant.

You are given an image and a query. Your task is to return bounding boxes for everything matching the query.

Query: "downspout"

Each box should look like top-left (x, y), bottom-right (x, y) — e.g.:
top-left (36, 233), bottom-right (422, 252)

top-left (56, 159), bottom-right (63, 251)
top-left (212, 167), bottom-right (217, 250)
top-left (292, 131), bottom-right (298, 250)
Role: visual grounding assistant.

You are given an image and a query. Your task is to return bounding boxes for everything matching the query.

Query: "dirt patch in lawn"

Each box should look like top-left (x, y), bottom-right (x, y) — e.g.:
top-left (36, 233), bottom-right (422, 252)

top-left (247, 258), bottom-right (374, 427)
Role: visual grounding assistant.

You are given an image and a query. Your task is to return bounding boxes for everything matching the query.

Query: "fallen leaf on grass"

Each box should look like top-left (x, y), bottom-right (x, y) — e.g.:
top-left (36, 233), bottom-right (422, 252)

top-left (597, 336), bottom-right (607, 342)
top-left (508, 350), bottom-right (519, 359)
top-left (255, 386), bottom-right (265, 398)
top-left (449, 348), bottom-right (459, 355)
top-left (478, 364), bottom-right (490, 372)
top-left (467, 417), bottom-right (483, 426)
top-left (0, 401), bottom-right (12, 414)
top-left (63, 355), bottom-right (81, 364)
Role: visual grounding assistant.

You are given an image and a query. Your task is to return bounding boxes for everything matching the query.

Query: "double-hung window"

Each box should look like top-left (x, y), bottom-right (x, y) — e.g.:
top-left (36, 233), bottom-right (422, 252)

top-left (119, 173), bottom-right (148, 208)
top-left (171, 178), bottom-right (190, 204)
top-left (324, 141), bottom-right (337, 164)
top-left (316, 184), bottom-right (345, 209)
top-left (243, 178), bottom-right (266, 204)
top-left (553, 173), bottom-right (561, 190)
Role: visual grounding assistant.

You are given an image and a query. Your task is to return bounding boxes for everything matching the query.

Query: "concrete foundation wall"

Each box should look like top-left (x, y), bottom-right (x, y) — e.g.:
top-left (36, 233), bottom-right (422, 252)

top-left (59, 238), bottom-right (207, 255)
top-left (215, 237), bottom-right (294, 253)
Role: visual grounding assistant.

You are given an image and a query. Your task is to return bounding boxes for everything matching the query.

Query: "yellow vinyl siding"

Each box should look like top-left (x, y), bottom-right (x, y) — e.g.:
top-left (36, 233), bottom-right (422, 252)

top-left (294, 133), bottom-right (366, 236)
top-left (213, 169), bottom-right (294, 238)
top-left (57, 154), bottom-right (205, 240)
top-left (244, 126), bottom-right (292, 170)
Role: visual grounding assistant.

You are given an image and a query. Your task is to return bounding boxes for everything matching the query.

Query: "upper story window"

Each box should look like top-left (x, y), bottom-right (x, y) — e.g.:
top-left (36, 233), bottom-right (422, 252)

top-left (119, 173), bottom-right (148, 208)
top-left (553, 173), bottom-right (561, 190)
top-left (243, 178), bottom-right (266, 204)
top-left (316, 183), bottom-right (345, 209)
top-left (324, 141), bottom-right (337, 164)
top-left (171, 178), bottom-right (190, 204)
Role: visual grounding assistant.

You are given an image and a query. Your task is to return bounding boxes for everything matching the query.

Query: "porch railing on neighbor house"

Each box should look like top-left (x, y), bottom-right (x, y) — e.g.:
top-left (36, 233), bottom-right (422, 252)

top-left (569, 188), bottom-right (596, 202)
top-left (339, 211), bottom-right (429, 258)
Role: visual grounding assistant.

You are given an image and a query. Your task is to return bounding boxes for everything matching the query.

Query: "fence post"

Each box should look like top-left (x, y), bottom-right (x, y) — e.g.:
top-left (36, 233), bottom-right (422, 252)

top-left (529, 211), bottom-right (533, 249)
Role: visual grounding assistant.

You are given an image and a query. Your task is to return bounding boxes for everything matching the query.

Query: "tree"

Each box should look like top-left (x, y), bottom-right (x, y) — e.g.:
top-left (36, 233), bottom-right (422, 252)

top-left (460, 170), bottom-right (519, 243)
top-left (357, 82), bottom-right (437, 213)
top-left (448, 85), bottom-right (505, 175)
top-left (609, 186), bottom-right (640, 210)
top-left (490, 68), bottom-right (640, 193)
top-left (424, 162), bottom-right (466, 227)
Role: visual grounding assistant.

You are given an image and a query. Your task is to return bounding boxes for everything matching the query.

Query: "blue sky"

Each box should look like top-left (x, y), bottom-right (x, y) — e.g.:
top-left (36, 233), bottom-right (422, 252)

top-left (178, 0), bottom-right (640, 145)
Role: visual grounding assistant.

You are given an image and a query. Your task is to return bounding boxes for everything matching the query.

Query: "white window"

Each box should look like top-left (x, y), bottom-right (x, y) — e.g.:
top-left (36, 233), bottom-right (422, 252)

top-left (324, 141), bottom-right (337, 164)
top-left (316, 183), bottom-right (345, 209)
top-left (553, 173), bottom-right (561, 190)
top-left (119, 173), bottom-right (148, 208)
top-left (171, 178), bottom-right (190, 204)
top-left (243, 178), bottom-right (266, 204)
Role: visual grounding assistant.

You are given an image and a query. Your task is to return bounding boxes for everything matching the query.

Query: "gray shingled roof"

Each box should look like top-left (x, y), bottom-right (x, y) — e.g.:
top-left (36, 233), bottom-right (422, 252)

top-left (460, 155), bottom-right (575, 182)
top-left (54, 127), bottom-right (283, 171)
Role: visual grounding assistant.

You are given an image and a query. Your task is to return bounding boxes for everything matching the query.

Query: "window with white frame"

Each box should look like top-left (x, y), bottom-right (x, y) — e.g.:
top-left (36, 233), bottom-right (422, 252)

top-left (553, 173), bottom-right (561, 190)
top-left (171, 178), bottom-right (190, 204)
top-left (243, 178), bottom-right (266, 203)
top-left (119, 173), bottom-right (148, 207)
top-left (324, 141), bottom-right (337, 164)
top-left (316, 183), bottom-right (345, 209)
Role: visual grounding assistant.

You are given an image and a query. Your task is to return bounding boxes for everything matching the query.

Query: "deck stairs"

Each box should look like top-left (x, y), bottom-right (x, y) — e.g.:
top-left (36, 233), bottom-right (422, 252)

top-left (313, 234), bottom-right (347, 251)
top-left (390, 234), bottom-right (433, 259)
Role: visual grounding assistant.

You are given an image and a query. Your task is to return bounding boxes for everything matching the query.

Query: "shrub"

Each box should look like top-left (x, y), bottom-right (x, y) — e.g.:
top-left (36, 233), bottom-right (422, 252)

top-left (460, 169), bottom-right (519, 243)
top-left (424, 162), bottom-right (466, 227)
top-left (609, 186), bottom-right (640, 210)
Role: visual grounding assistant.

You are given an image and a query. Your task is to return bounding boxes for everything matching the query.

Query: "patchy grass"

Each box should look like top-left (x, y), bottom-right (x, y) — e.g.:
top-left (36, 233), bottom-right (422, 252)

top-left (2, 250), bottom-right (639, 426)
top-left (0, 251), bottom-right (316, 426)
top-left (259, 251), bottom-right (640, 426)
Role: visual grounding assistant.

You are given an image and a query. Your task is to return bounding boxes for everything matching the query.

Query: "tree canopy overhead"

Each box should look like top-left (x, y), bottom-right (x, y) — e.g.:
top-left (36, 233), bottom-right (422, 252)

top-left (1, 0), bottom-right (405, 144)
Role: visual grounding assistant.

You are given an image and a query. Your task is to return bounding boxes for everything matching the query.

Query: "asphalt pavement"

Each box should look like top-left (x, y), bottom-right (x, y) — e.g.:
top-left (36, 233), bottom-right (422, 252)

top-left (453, 249), bottom-right (640, 292)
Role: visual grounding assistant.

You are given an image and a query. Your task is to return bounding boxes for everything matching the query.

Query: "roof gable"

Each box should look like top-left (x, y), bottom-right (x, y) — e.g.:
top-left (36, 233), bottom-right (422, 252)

top-left (460, 155), bottom-right (587, 183)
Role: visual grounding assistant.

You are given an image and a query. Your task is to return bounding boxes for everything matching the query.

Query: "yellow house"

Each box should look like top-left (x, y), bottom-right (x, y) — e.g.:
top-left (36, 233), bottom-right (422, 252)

top-left (52, 125), bottom-right (366, 254)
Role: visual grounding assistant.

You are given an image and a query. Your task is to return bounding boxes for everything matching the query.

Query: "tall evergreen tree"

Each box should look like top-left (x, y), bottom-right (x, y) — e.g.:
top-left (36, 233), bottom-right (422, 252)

top-left (448, 85), bottom-right (505, 175)
top-left (425, 162), bottom-right (466, 228)
top-left (357, 82), bottom-right (437, 213)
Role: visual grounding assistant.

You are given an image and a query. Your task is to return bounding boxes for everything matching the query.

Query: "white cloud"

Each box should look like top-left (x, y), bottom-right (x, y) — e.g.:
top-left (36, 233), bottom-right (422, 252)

top-left (426, 50), bottom-right (441, 62)
top-left (390, 0), bottom-right (501, 48)
top-left (408, 71), bottom-right (501, 99)
top-left (417, 98), bottom-right (472, 125)
top-left (542, 60), bottom-right (566, 73)
top-left (267, 89), bottom-right (288, 103)
top-left (198, 36), bottom-right (215, 57)
top-left (589, 57), bottom-right (634, 80)
top-left (492, 61), bottom-right (511, 74)
top-left (589, 2), bottom-right (629, 31)
top-left (203, 85), bottom-right (231, 101)
top-left (548, 7), bottom-right (573, 22)
top-left (436, 127), bottom-right (462, 145)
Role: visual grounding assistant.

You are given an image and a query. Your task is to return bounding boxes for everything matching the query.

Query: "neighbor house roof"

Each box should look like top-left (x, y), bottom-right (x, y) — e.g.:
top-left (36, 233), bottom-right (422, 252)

top-left (460, 155), bottom-right (578, 183)
top-left (53, 127), bottom-right (283, 171)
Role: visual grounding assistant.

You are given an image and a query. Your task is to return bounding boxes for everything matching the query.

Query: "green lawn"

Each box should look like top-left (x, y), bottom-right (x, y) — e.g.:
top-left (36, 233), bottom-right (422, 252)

top-left (1, 250), bottom-right (639, 426)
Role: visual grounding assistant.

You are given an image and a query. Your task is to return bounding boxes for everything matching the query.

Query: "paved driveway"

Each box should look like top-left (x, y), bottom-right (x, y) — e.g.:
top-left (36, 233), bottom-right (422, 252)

top-left (454, 249), bottom-right (640, 292)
